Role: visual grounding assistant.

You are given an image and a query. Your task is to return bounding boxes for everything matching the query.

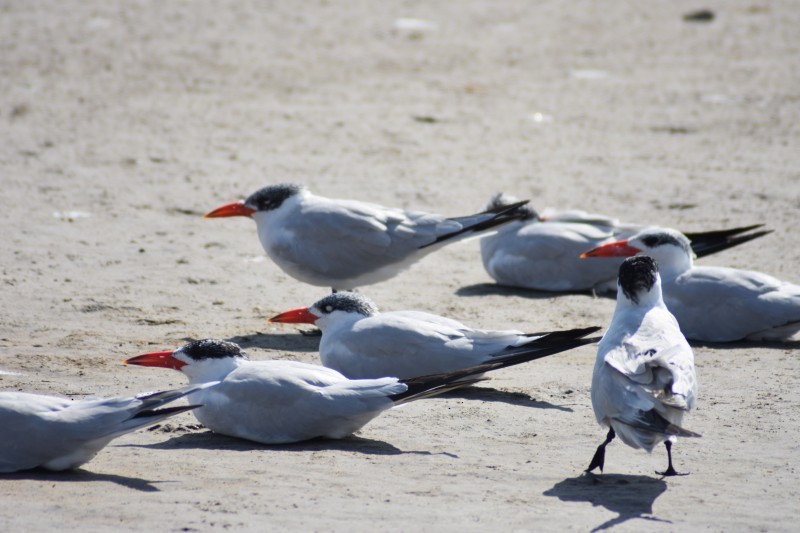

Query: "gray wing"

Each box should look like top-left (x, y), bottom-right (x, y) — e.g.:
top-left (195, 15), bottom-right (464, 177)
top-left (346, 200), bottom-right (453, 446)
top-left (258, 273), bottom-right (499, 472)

top-left (666, 266), bottom-right (800, 341)
top-left (271, 198), bottom-right (457, 281)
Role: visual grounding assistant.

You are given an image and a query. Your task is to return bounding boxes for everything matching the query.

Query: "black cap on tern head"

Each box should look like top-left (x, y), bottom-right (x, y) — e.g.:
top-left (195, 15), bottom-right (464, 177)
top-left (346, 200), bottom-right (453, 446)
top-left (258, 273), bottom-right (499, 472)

top-left (312, 292), bottom-right (379, 317)
top-left (618, 256), bottom-right (659, 304)
top-left (244, 184), bottom-right (303, 212)
top-left (182, 339), bottom-right (249, 361)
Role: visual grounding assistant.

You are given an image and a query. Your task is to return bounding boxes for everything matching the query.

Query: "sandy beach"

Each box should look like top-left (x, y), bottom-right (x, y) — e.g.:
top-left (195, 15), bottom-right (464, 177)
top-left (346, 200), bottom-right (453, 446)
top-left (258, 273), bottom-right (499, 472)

top-left (1, 1), bottom-right (799, 530)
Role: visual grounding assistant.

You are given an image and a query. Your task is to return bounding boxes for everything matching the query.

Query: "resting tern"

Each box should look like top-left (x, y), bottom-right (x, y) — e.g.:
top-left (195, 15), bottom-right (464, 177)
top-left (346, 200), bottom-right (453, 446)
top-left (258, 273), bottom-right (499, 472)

top-left (480, 193), bottom-right (771, 293)
top-left (587, 256), bottom-right (699, 476)
top-left (205, 184), bottom-right (530, 291)
top-left (124, 338), bottom-right (558, 445)
top-left (269, 292), bottom-right (601, 379)
top-left (0, 383), bottom-right (214, 473)
top-left (582, 227), bottom-right (800, 342)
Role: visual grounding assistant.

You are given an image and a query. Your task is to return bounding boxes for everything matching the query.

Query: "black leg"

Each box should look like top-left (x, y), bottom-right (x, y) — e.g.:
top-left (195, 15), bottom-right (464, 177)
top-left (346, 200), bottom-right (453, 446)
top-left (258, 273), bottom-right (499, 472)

top-left (656, 440), bottom-right (688, 476)
top-left (586, 427), bottom-right (615, 473)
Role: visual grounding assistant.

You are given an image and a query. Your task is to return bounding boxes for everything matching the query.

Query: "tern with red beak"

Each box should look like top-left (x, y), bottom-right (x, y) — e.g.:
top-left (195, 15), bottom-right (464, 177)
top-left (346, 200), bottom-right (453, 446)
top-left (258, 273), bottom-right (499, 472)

top-left (582, 227), bottom-right (800, 342)
top-left (205, 184), bottom-right (530, 292)
top-left (587, 256), bottom-right (699, 476)
top-left (0, 383), bottom-right (214, 473)
top-left (480, 193), bottom-right (770, 293)
top-left (124, 339), bottom-right (557, 445)
top-left (269, 292), bottom-right (601, 380)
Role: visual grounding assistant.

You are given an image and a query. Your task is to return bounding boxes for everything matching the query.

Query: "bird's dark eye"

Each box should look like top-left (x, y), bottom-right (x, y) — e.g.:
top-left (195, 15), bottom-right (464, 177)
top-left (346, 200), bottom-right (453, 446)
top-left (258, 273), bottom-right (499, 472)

top-left (642, 236), bottom-right (659, 247)
top-left (324, 305), bottom-right (334, 313)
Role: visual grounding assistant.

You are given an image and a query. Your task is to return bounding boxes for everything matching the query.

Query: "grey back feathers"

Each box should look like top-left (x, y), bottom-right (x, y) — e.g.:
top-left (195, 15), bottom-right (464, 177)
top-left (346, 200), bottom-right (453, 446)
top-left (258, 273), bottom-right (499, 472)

top-left (245, 183), bottom-right (303, 212)
top-left (618, 256), bottom-right (659, 304)
top-left (312, 292), bottom-right (379, 317)
top-left (183, 339), bottom-right (248, 361)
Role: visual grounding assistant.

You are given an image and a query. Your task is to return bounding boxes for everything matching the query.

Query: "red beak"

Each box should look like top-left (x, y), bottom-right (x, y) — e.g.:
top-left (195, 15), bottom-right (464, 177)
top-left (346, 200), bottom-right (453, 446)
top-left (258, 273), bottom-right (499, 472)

top-left (580, 239), bottom-right (642, 258)
top-left (268, 307), bottom-right (319, 325)
top-left (204, 201), bottom-right (256, 218)
top-left (124, 350), bottom-right (187, 370)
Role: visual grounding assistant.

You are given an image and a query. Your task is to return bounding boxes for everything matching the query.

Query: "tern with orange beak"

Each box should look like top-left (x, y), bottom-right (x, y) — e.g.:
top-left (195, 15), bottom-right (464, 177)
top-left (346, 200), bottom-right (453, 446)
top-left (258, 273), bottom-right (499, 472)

top-left (270, 292), bottom-right (601, 380)
top-left (205, 184), bottom-right (531, 292)
top-left (479, 193), bottom-right (770, 293)
top-left (124, 339), bottom-right (558, 445)
top-left (582, 227), bottom-right (800, 342)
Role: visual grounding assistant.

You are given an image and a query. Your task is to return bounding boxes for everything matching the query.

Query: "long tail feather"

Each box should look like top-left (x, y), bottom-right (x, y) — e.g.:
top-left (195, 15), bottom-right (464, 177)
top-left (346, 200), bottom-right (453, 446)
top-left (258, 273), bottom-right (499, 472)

top-left (615, 410), bottom-right (701, 438)
top-left (685, 224), bottom-right (772, 258)
top-left (420, 200), bottom-right (531, 249)
top-left (390, 328), bottom-right (601, 403)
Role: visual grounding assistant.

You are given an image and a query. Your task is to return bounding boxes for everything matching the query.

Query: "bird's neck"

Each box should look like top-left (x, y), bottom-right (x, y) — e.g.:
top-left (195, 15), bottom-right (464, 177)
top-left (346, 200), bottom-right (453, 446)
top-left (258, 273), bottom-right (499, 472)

top-left (183, 357), bottom-right (243, 384)
top-left (651, 251), bottom-right (693, 280)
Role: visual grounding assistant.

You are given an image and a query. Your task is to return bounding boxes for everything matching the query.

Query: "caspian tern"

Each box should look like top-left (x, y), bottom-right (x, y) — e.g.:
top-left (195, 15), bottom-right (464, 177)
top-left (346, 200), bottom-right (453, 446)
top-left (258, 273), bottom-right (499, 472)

top-left (269, 291), bottom-right (601, 379)
top-left (124, 337), bottom-right (596, 445)
top-left (205, 184), bottom-right (530, 291)
top-left (480, 193), bottom-right (771, 293)
top-left (587, 256), bottom-right (699, 476)
top-left (582, 227), bottom-right (800, 342)
top-left (0, 383), bottom-right (214, 473)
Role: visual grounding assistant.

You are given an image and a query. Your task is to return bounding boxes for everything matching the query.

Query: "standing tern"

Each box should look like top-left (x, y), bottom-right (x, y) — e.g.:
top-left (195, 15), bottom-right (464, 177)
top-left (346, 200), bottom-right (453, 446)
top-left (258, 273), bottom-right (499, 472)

top-left (125, 338), bottom-right (593, 445)
top-left (582, 227), bottom-right (800, 342)
top-left (269, 291), bottom-right (601, 379)
top-left (205, 184), bottom-right (530, 291)
top-left (480, 193), bottom-right (770, 293)
top-left (587, 256), bottom-right (699, 476)
top-left (0, 383), bottom-right (214, 473)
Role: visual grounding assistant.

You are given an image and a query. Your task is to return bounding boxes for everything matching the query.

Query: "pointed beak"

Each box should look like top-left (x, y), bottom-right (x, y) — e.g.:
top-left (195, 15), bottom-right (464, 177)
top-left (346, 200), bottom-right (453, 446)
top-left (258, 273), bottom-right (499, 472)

top-left (124, 350), bottom-right (187, 370)
top-left (580, 239), bottom-right (642, 258)
top-left (204, 201), bottom-right (256, 219)
top-left (268, 307), bottom-right (318, 325)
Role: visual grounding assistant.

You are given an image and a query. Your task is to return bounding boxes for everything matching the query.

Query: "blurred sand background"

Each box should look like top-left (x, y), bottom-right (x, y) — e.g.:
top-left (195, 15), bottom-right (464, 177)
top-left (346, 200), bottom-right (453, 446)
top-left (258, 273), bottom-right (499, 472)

top-left (1, 0), bottom-right (799, 530)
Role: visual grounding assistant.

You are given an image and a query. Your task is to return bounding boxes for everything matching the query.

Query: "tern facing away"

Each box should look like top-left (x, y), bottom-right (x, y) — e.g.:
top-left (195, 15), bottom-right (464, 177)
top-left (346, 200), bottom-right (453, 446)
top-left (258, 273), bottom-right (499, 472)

top-left (205, 184), bottom-right (530, 291)
top-left (124, 339), bottom-right (564, 445)
top-left (588, 256), bottom-right (699, 476)
top-left (480, 193), bottom-right (770, 293)
top-left (0, 383), bottom-right (214, 473)
top-left (582, 227), bottom-right (800, 342)
top-left (269, 292), bottom-right (601, 380)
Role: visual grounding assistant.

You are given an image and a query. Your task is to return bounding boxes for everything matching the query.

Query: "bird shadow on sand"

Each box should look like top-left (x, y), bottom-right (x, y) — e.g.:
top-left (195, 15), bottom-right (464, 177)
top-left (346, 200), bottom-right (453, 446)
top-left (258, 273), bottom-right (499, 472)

top-left (544, 473), bottom-right (670, 531)
top-left (128, 429), bottom-right (456, 458)
top-left (456, 282), bottom-right (597, 300)
top-left (689, 338), bottom-right (800, 350)
top-left (0, 468), bottom-right (162, 492)
top-left (439, 385), bottom-right (573, 412)
top-left (220, 332), bottom-right (320, 353)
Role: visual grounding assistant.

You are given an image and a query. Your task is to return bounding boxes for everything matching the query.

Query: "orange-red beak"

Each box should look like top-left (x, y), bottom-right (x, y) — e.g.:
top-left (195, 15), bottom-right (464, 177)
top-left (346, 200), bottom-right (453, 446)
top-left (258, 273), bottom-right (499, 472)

top-left (580, 239), bottom-right (642, 258)
top-left (124, 350), bottom-right (187, 370)
top-left (268, 307), bottom-right (318, 325)
top-left (204, 201), bottom-right (256, 218)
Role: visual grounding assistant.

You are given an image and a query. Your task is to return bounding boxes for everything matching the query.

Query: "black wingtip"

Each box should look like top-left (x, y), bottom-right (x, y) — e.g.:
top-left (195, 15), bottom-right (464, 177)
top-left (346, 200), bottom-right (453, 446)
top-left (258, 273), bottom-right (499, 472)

top-left (419, 199), bottom-right (533, 249)
top-left (391, 327), bottom-right (601, 404)
top-left (686, 225), bottom-right (772, 258)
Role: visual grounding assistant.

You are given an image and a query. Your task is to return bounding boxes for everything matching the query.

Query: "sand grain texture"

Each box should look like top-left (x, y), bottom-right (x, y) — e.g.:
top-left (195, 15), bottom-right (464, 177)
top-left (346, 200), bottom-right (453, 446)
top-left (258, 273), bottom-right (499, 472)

top-left (1, 1), bottom-right (799, 531)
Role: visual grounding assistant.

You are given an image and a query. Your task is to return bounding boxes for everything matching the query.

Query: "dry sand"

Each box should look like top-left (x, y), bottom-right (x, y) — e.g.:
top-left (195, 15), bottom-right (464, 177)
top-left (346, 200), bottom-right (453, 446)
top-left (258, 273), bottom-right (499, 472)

top-left (1, 0), bottom-right (799, 531)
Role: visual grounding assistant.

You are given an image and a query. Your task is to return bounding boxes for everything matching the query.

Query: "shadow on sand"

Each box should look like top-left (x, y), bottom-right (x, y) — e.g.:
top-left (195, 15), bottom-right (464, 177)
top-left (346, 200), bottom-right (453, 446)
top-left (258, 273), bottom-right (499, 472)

top-left (1, 468), bottom-right (162, 492)
top-left (439, 385), bottom-right (573, 412)
top-left (544, 473), bottom-right (669, 531)
top-left (456, 282), bottom-right (597, 300)
top-left (128, 430), bottom-right (457, 458)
